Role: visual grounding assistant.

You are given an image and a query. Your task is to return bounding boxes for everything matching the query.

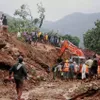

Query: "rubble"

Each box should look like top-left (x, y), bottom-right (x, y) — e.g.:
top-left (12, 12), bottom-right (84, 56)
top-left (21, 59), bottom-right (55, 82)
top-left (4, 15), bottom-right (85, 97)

top-left (0, 32), bottom-right (100, 100)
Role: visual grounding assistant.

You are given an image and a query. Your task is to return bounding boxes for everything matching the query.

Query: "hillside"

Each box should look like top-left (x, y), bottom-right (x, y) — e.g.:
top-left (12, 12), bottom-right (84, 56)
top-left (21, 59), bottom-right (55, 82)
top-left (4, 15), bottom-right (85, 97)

top-left (1, 11), bottom-right (100, 47)
top-left (43, 12), bottom-right (100, 47)
top-left (0, 32), bottom-right (60, 75)
top-left (0, 32), bottom-right (100, 100)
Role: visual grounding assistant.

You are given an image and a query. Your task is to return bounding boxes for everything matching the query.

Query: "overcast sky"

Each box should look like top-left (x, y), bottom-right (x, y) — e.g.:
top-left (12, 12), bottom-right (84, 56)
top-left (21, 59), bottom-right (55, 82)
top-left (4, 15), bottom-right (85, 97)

top-left (0, 0), bottom-right (100, 21)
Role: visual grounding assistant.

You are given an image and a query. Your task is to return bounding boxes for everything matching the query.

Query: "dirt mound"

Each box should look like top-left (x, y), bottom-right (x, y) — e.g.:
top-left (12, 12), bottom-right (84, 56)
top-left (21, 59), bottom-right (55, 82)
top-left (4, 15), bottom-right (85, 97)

top-left (0, 32), bottom-right (60, 99)
top-left (2, 32), bottom-right (99, 100)
top-left (0, 33), bottom-right (60, 77)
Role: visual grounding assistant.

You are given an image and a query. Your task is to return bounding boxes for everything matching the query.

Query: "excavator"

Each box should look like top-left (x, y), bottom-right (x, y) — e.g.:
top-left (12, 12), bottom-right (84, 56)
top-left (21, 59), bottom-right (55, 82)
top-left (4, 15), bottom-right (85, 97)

top-left (59, 40), bottom-right (85, 65)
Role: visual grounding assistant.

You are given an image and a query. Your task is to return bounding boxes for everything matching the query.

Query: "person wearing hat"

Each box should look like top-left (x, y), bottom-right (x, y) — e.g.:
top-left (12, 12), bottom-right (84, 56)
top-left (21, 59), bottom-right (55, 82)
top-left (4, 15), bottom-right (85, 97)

top-left (9, 56), bottom-right (27, 100)
top-left (63, 60), bottom-right (69, 80)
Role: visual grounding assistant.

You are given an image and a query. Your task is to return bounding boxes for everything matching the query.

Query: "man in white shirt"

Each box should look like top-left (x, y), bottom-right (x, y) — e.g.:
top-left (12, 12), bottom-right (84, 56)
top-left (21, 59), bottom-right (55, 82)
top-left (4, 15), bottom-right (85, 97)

top-left (17, 31), bottom-right (21, 39)
top-left (82, 63), bottom-right (89, 79)
top-left (85, 57), bottom-right (93, 76)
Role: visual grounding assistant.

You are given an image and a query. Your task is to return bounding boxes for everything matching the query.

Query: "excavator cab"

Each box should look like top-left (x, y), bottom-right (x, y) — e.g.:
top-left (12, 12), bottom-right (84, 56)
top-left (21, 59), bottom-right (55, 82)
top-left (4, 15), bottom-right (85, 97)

top-left (71, 56), bottom-right (85, 65)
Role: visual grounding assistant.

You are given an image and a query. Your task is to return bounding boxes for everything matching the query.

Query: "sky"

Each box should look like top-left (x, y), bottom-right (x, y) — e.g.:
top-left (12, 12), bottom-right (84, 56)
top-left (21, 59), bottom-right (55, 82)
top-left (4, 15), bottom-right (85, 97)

top-left (0, 0), bottom-right (100, 21)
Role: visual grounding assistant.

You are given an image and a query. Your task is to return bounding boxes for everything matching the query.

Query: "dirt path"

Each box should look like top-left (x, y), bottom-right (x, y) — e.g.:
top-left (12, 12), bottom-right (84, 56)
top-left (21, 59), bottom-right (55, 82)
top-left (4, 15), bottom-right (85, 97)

top-left (22, 80), bottom-right (81, 100)
top-left (1, 79), bottom-right (100, 100)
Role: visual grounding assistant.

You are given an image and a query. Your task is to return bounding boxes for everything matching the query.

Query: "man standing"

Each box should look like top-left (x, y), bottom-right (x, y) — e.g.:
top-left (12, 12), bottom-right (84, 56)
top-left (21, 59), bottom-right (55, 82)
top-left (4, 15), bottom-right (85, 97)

top-left (68, 60), bottom-right (75, 80)
top-left (2, 16), bottom-right (8, 33)
top-left (81, 63), bottom-right (89, 80)
top-left (0, 18), bottom-right (3, 32)
top-left (63, 60), bottom-right (69, 80)
top-left (9, 57), bottom-right (27, 100)
top-left (85, 57), bottom-right (93, 77)
top-left (97, 58), bottom-right (100, 78)
top-left (91, 55), bottom-right (98, 78)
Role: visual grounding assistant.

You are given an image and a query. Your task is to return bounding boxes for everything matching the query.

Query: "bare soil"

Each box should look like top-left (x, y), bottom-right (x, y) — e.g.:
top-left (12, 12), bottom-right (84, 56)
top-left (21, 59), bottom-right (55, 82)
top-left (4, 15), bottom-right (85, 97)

top-left (0, 32), bottom-right (100, 100)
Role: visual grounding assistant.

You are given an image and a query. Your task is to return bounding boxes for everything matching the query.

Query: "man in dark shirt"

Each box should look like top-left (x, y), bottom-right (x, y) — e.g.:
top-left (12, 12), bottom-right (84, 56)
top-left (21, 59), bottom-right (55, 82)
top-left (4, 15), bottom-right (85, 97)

top-left (68, 60), bottom-right (75, 80)
top-left (2, 16), bottom-right (8, 33)
top-left (91, 55), bottom-right (98, 78)
top-left (9, 56), bottom-right (27, 100)
top-left (3, 16), bottom-right (7, 25)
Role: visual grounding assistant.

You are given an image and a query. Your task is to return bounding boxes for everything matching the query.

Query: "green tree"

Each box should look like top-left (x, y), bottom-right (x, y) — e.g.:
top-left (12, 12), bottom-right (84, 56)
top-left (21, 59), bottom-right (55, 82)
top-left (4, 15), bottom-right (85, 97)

top-left (14, 4), bottom-right (40, 32)
top-left (37, 2), bottom-right (45, 28)
top-left (84, 20), bottom-right (100, 54)
top-left (33, 18), bottom-right (39, 25)
top-left (62, 34), bottom-right (80, 47)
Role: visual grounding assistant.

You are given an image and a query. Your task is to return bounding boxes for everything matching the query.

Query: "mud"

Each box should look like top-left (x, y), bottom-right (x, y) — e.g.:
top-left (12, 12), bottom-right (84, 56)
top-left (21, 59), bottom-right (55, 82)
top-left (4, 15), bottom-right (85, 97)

top-left (0, 32), bottom-right (100, 100)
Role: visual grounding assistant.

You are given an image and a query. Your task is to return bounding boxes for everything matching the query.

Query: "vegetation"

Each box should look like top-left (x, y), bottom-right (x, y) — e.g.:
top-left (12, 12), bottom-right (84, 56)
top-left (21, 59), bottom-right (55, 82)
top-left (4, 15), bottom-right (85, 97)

top-left (62, 34), bottom-right (80, 47)
top-left (84, 20), bottom-right (100, 54)
top-left (7, 3), bottom-right (80, 47)
top-left (46, 31), bottom-right (80, 47)
top-left (8, 3), bottom-right (45, 33)
top-left (37, 2), bottom-right (45, 28)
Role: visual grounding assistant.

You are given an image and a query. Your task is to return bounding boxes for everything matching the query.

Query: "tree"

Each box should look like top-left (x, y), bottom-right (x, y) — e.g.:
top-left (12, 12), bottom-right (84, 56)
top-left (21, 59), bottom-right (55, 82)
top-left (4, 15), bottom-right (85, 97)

top-left (14, 4), bottom-right (40, 32)
top-left (62, 34), bottom-right (80, 47)
top-left (37, 2), bottom-right (45, 28)
top-left (84, 20), bottom-right (100, 54)
top-left (33, 18), bottom-right (39, 25)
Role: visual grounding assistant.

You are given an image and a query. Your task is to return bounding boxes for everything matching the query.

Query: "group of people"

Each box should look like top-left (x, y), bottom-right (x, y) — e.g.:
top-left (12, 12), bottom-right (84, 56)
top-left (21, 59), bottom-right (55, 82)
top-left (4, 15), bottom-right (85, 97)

top-left (52, 55), bottom-right (100, 80)
top-left (0, 14), bottom-right (8, 32)
top-left (8, 54), bottom-right (100, 100)
top-left (17, 31), bottom-right (61, 46)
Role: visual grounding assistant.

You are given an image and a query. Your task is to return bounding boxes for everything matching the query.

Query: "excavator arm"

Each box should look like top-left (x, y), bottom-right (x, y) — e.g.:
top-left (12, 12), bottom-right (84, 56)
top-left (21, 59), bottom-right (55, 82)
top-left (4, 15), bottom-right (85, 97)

top-left (59, 41), bottom-right (69, 57)
top-left (59, 40), bottom-right (84, 57)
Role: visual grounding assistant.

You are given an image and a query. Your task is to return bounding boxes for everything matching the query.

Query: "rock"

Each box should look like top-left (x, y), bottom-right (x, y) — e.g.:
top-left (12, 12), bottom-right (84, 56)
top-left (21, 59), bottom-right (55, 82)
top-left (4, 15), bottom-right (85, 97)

top-left (0, 39), bottom-right (6, 49)
top-left (12, 47), bottom-right (19, 52)
top-left (11, 47), bottom-right (20, 56)
top-left (5, 43), bottom-right (11, 49)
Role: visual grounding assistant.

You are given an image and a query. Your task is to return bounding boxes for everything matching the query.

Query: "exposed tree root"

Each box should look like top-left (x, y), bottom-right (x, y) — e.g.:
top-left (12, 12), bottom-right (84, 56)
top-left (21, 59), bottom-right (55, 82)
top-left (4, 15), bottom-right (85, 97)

top-left (70, 88), bottom-right (100, 100)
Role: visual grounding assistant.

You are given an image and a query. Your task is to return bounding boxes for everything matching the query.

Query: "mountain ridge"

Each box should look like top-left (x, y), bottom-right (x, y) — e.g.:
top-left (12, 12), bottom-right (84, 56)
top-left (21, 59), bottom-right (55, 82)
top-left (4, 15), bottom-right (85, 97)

top-left (43, 12), bottom-right (100, 47)
top-left (0, 11), bottom-right (100, 47)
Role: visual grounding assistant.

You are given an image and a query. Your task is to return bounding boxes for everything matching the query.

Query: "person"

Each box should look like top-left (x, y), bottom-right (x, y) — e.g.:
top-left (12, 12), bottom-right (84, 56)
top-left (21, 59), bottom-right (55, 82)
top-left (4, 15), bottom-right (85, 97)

top-left (85, 57), bottom-right (93, 77)
top-left (68, 60), bottom-right (75, 80)
top-left (17, 31), bottom-right (21, 39)
top-left (62, 60), bottom-right (69, 80)
top-left (2, 16), bottom-right (8, 33)
top-left (52, 64), bottom-right (57, 80)
top-left (24, 32), bottom-right (28, 42)
top-left (1, 14), bottom-right (4, 20)
top-left (28, 34), bottom-right (32, 44)
top-left (40, 33), bottom-right (44, 43)
top-left (31, 31), bottom-right (37, 46)
top-left (97, 58), bottom-right (100, 78)
top-left (52, 59), bottom-right (63, 80)
top-left (0, 18), bottom-right (3, 32)
top-left (91, 55), bottom-right (98, 78)
top-left (9, 56), bottom-right (27, 100)
top-left (54, 35), bottom-right (57, 46)
top-left (81, 63), bottom-right (89, 80)
top-left (48, 35), bottom-right (51, 43)
top-left (56, 62), bottom-right (64, 79)
top-left (74, 62), bottom-right (79, 79)
top-left (74, 62), bottom-right (79, 74)
top-left (44, 34), bottom-right (48, 44)
top-left (77, 63), bottom-right (83, 79)
top-left (37, 31), bottom-right (42, 42)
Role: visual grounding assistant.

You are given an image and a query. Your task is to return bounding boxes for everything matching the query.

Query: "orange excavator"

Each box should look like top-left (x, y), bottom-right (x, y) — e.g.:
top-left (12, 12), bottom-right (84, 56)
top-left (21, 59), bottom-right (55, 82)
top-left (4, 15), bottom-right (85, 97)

top-left (59, 40), bottom-right (85, 65)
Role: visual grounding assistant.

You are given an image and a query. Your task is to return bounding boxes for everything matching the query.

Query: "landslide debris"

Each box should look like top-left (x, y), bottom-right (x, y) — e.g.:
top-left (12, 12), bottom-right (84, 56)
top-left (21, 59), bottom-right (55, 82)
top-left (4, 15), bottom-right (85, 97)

top-left (0, 32), bottom-right (59, 77)
top-left (0, 32), bottom-right (60, 99)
